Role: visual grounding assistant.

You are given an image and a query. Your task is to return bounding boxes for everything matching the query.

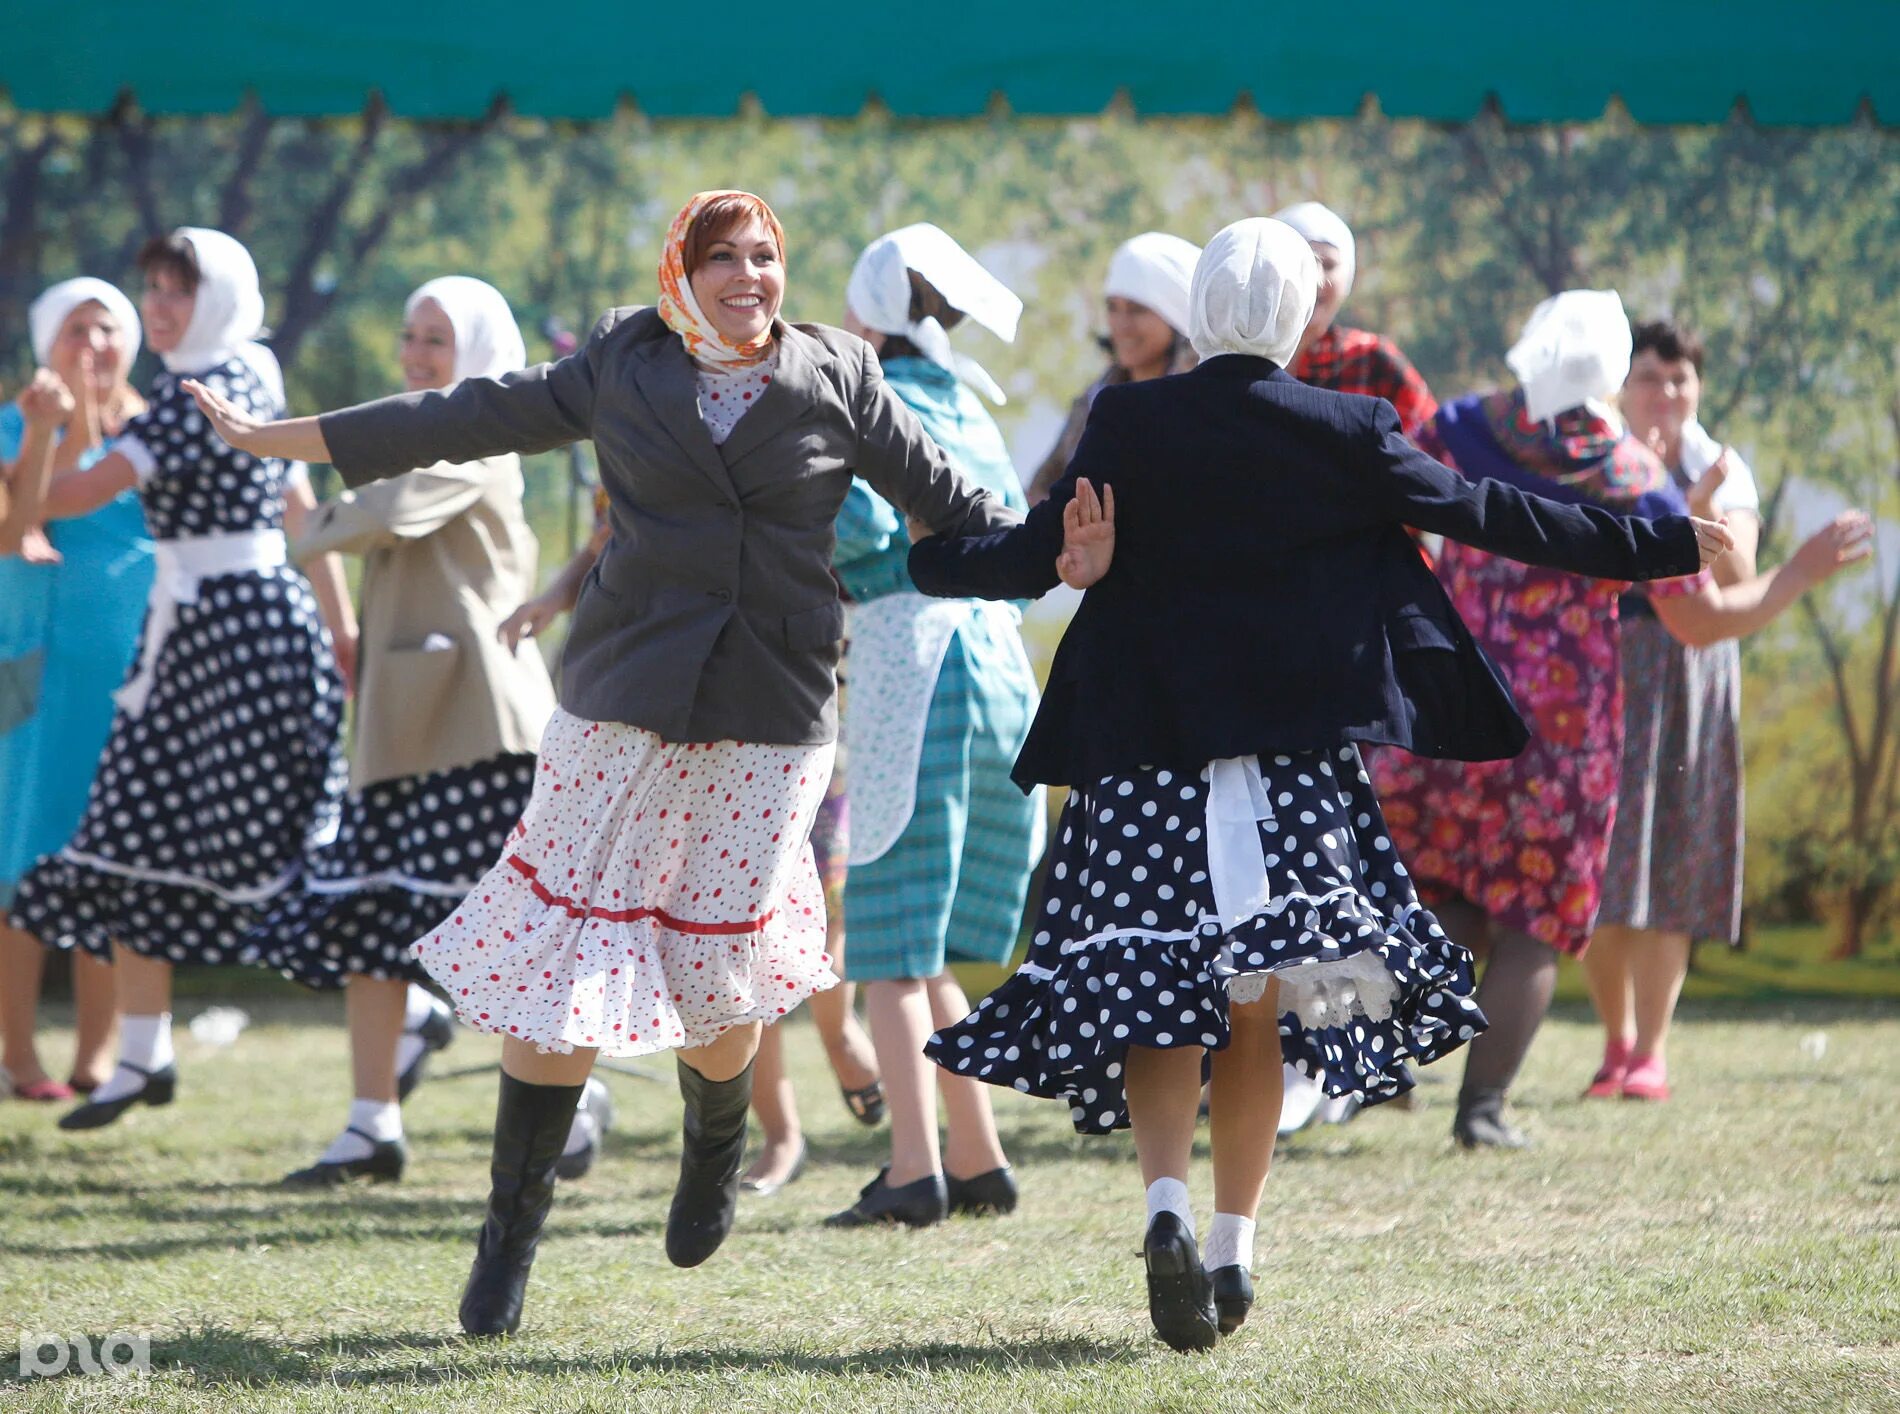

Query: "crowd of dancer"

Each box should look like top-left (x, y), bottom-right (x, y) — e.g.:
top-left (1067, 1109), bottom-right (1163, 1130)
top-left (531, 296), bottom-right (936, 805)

top-left (0, 190), bottom-right (1870, 1352)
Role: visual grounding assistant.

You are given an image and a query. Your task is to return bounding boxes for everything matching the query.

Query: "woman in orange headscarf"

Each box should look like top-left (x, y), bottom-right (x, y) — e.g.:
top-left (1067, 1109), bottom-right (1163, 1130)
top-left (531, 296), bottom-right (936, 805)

top-left (189, 190), bottom-right (1024, 1337)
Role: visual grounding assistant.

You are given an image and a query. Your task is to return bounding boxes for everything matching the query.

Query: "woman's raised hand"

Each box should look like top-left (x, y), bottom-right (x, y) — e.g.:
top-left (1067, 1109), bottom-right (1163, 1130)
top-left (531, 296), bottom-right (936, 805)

top-left (1057, 477), bottom-right (1116, 590)
top-left (1686, 448), bottom-right (1732, 520)
top-left (183, 379), bottom-right (269, 452)
top-left (1689, 515), bottom-right (1736, 568)
top-left (1787, 509), bottom-right (1875, 588)
top-left (18, 368), bottom-right (75, 430)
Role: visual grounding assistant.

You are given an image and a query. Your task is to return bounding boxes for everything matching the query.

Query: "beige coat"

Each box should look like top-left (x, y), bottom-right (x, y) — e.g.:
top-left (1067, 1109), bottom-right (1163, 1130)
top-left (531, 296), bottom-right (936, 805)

top-left (293, 453), bottom-right (557, 791)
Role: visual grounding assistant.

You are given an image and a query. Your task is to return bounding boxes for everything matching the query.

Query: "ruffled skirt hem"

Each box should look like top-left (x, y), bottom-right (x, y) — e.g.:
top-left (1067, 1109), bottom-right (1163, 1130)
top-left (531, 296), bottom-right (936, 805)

top-left (928, 885), bottom-right (1484, 1135)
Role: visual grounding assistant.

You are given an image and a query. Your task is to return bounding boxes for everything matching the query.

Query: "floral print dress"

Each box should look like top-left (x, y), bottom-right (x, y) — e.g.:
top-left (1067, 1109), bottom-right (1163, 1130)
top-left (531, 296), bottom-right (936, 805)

top-left (1371, 391), bottom-right (1707, 956)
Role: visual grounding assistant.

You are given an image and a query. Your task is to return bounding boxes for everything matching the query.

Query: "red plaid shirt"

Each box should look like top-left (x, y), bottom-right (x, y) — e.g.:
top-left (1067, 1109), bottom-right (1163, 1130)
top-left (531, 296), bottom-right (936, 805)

top-left (1292, 325), bottom-right (1438, 438)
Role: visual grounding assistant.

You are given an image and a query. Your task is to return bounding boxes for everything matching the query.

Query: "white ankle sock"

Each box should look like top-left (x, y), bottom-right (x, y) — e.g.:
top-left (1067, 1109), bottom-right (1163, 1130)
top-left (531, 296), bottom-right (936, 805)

top-left (1202, 1212), bottom-right (1256, 1272)
top-left (91, 1014), bottom-right (174, 1104)
top-left (1145, 1177), bottom-right (1194, 1241)
top-left (402, 985), bottom-right (438, 1031)
top-left (393, 1033), bottom-right (428, 1081)
top-left (320, 1098), bottom-right (402, 1164)
top-left (563, 1109), bottom-right (598, 1158)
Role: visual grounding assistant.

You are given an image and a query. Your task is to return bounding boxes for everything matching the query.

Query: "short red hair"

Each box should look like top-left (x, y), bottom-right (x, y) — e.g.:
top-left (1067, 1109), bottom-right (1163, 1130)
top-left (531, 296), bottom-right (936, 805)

top-left (682, 193), bottom-right (786, 276)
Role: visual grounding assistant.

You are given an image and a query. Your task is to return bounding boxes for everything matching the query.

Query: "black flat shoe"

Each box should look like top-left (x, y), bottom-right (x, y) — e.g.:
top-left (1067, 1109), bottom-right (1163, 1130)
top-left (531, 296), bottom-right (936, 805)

top-left (281, 1129), bottom-right (407, 1188)
top-left (57, 1063), bottom-right (176, 1131)
top-left (1211, 1264), bottom-right (1254, 1335)
top-left (664, 1058), bottom-right (754, 1268)
top-left (946, 1164), bottom-right (1018, 1217)
top-left (1144, 1213), bottom-right (1219, 1353)
top-left (740, 1138), bottom-right (808, 1197)
top-left (397, 997), bottom-right (456, 1102)
top-left (840, 1079), bottom-right (886, 1127)
top-left (1452, 1086), bottom-right (1531, 1150)
top-left (823, 1167), bottom-right (948, 1229)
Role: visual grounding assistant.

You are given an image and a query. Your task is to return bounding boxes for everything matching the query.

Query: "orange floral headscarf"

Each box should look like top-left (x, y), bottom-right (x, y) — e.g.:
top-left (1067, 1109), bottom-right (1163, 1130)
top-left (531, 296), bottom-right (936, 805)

top-left (657, 190), bottom-right (781, 369)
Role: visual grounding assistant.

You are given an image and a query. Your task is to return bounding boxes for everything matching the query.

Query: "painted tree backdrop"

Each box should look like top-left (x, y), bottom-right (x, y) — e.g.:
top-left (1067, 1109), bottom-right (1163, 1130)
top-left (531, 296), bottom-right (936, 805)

top-left (2, 104), bottom-right (1896, 952)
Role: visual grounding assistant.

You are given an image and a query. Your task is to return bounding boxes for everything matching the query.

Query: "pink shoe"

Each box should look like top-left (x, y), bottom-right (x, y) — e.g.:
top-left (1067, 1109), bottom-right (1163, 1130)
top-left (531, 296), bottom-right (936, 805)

top-left (1583, 1036), bottom-right (1633, 1099)
top-left (12, 1078), bottom-right (77, 1103)
top-left (1621, 1054), bottom-right (1670, 1101)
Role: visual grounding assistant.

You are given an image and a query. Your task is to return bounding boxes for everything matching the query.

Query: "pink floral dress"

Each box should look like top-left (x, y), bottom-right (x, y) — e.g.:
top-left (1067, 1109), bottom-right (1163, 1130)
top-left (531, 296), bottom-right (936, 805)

top-left (1371, 391), bottom-right (1707, 956)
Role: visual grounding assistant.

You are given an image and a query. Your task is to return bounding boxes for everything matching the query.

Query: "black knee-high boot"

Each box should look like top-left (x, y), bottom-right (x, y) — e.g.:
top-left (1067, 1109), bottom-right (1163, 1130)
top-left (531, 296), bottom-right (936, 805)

top-left (459, 1074), bottom-right (585, 1337)
top-left (664, 1057), bottom-right (754, 1268)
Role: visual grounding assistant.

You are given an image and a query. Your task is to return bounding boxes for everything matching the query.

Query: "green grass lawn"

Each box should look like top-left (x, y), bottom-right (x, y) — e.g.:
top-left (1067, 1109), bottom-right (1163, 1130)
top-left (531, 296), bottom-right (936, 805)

top-left (2, 990), bottom-right (1895, 1412)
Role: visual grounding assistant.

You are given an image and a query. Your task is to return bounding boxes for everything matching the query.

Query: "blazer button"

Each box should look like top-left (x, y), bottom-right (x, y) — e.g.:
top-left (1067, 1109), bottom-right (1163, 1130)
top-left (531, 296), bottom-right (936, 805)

top-left (711, 588), bottom-right (733, 604)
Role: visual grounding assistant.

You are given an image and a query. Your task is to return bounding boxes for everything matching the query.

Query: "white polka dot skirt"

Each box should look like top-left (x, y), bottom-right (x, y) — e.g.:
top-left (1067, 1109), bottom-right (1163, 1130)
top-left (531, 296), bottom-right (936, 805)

top-left (253, 753), bottom-right (538, 990)
top-left (11, 567), bottom-right (348, 965)
top-left (412, 709), bottom-right (837, 1057)
top-left (925, 747), bottom-right (1488, 1135)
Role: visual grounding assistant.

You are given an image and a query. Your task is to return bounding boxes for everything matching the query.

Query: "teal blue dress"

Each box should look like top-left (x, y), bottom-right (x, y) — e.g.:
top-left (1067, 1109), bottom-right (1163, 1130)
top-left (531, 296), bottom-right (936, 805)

top-left (0, 403), bottom-right (154, 907)
top-left (832, 357), bottom-right (1043, 980)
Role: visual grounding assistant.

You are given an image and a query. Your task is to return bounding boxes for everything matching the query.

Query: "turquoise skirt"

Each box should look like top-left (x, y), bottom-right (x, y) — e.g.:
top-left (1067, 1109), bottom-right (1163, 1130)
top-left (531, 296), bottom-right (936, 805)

top-left (0, 490), bottom-right (153, 905)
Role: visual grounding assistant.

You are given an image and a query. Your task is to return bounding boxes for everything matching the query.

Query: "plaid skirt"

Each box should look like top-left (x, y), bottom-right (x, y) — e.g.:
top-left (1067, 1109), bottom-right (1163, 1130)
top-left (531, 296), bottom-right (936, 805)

top-left (842, 617), bottom-right (1041, 981)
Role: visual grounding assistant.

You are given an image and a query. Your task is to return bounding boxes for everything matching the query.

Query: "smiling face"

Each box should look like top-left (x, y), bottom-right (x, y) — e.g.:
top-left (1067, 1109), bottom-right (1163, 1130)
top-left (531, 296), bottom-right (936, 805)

top-left (139, 266), bottom-right (195, 356)
top-left (401, 297), bottom-right (457, 391)
top-left (1622, 348), bottom-right (1701, 456)
top-left (687, 218), bottom-right (784, 347)
top-left (49, 301), bottom-right (133, 396)
top-left (1303, 242), bottom-right (1348, 342)
top-left (1105, 296), bottom-right (1176, 381)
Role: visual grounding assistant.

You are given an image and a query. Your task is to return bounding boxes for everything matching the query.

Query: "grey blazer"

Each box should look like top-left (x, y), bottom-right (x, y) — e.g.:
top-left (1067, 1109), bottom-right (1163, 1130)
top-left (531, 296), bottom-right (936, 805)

top-left (321, 308), bottom-right (1020, 745)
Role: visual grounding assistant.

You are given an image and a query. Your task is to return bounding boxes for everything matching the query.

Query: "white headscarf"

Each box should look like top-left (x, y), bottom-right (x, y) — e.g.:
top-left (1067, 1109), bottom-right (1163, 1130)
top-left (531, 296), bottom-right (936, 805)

top-left (1103, 232), bottom-right (1201, 338)
top-left (29, 277), bottom-right (142, 367)
top-left (1506, 289), bottom-right (1632, 423)
top-left (1273, 202), bottom-right (1357, 304)
top-left (1187, 218), bottom-right (1318, 367)
top-left (845, 223), bottom-right (1021, 405)
top-left (405, 276), bottom-right (528, 383)
top-left (162, 227), bottom-right (281, 400)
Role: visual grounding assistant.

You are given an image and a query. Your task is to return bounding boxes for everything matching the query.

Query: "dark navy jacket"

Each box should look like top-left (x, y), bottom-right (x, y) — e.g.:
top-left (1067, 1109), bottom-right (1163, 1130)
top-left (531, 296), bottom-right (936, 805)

top-left (907, 355), bottom-right (1702, 790)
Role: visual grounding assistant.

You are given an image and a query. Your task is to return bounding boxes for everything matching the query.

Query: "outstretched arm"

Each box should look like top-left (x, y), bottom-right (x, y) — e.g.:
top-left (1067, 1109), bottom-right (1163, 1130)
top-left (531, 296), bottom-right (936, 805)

top-left (1651, 510), bottom-right (1872, 647)
top-left (185, 381), bottom-right (332, 463)
top-left (188, 311), bottom-right (618, 490)
top-left (908, 388), bottom-right (1129, 600)
top-left (852, 343), bottom-right (1018, 540)
top-left (1359, 402), bottom-right (1729, 581)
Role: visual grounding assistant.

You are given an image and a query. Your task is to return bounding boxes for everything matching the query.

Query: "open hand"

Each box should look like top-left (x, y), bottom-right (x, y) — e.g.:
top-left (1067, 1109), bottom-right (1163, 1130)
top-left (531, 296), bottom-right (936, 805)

top-left (1686, 448), bottom-right (1731, 520)
top-left (183, 378), bottom-right (269, 452)
top-left (18, 368), bottom-right (74, 430)
top-left (498, 592), bottom-right (566, 653)
top-left (1057, 477), bottom-right (1116, 590)
top-left (1788, 509), bottom-right (1875, 588)
top-left (1689, 515), bottom-right (1736, 568)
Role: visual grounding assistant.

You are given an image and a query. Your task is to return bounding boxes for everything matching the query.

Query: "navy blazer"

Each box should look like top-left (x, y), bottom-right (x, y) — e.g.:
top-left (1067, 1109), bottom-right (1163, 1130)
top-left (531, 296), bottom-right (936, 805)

top-left (908, 356), bottom-right (1703, 790)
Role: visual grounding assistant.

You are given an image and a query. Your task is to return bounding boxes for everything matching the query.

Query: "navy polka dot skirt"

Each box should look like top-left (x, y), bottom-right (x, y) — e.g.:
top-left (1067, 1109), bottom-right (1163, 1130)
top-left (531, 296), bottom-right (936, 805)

top-left (925, 746), bottom-right (1487, 1134)
top-left (253, 753), bottom-right (537, 990)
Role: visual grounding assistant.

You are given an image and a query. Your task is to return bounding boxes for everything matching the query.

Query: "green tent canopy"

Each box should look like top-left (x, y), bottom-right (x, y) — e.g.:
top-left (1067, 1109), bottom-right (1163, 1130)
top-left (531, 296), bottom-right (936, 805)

top-left (10, 0), bottom-right (1895, 123)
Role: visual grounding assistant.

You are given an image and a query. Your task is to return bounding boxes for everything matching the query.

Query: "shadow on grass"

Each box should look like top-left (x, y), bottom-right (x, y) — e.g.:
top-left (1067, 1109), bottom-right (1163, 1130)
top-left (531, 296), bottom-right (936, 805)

top-left (2, 1325), bottom-right (1134, 1387)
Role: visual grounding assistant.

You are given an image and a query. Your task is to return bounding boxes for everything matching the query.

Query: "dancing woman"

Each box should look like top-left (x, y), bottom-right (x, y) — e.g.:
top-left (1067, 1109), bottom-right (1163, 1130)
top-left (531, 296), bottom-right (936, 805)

top-left (1026, 231), bottom-right (1200, 504)
top-left (0, 279), bottom-right (151, 1102)
top-left (909, 219), bottom-right (1730, 1352)
top-left (823, 224), bottom-right (1042, 1227)
top-left (9, 228), bottom-right (352, 1132)
top-left (187, 190), bottom-right (1018, 1337)
top-left (1372, 293), bottom-right (1870, 1149)
top-left (252, 276), bottom-right (561, 1186)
